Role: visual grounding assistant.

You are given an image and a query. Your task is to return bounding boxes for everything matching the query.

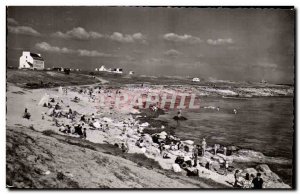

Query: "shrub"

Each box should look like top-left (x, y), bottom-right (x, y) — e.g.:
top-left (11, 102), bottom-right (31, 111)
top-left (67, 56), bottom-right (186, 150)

top-left (42, 130), bottom-right (56, 136)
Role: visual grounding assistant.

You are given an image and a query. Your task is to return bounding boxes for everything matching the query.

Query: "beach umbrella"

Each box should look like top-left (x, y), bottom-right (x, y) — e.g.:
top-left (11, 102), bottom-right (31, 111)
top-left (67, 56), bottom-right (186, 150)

top-left (159, 131), bottom-right (167, 136)
top-left (182, 140), bottom-right (194, 145)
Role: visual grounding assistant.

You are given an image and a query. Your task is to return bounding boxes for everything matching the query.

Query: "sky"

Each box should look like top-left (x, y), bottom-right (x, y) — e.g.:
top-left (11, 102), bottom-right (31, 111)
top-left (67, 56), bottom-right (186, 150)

top-left (7, 7), bottom-right (295, 84)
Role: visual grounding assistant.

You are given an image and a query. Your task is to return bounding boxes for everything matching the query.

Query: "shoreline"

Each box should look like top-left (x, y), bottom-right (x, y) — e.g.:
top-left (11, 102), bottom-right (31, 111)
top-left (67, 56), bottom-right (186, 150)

top-left (6, 81), bottom-right (293, 188)
top-left (135, 108), bottom-right (293, 186)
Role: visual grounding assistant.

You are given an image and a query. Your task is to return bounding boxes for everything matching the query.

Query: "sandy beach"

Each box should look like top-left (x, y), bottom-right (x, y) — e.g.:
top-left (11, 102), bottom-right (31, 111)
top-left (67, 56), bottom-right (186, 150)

top-left (6, 70), bottom-right (293, 189)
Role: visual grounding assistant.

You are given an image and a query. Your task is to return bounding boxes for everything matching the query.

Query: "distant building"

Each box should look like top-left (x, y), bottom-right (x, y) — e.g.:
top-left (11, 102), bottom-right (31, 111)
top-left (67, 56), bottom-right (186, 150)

top-left (99, 65), bottom-right (107, 72)
top-left (112, 68), bottom-right (123, 74)
top-left (95, 68), bottom-right (98, 71)
top-left (192, 77), bottom-right (200, 82)
top-left (52, 67), bottom-right (64, 71)
top-left (129, 71), bottom-right (134, 75)
top-left (19, 51), bottom-right (45, 70)
top-left (261, 79), bottom-right (267, 84)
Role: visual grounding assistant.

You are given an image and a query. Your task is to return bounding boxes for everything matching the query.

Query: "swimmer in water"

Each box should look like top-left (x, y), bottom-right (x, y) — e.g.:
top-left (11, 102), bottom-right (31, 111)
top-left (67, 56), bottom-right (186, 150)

top-left (177, 109), bottom-right (182, 118)
top-left (233, 109), bottom-right (237, 114)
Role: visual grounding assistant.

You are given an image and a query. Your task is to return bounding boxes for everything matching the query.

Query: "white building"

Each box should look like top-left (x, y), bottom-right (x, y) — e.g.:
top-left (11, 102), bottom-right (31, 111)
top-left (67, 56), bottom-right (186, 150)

top-left (19, 51), bottom-right (45, 70)
top-left (112, 68), bottom-right (123, 74)
top-left (129, 71), bottom-right (134, 75)
top-left (99, 65), bottom-right (107, 71)
top-left (192, 77), bottom-right (200, 82)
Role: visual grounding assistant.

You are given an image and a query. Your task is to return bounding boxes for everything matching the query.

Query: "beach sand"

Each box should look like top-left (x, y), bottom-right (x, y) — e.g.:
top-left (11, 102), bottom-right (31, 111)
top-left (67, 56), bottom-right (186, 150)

top-left (6, 70), bottom-right (293, 189)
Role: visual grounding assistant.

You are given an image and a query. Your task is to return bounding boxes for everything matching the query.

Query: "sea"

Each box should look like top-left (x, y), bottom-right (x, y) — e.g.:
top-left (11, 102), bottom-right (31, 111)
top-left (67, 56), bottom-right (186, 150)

top-left (157, 96), bottom-right (294, 186)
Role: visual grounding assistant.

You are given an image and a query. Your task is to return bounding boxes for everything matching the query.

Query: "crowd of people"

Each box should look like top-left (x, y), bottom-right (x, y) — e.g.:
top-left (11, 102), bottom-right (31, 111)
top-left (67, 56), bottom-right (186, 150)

top-left (23, 85), bottom-right (265, 189)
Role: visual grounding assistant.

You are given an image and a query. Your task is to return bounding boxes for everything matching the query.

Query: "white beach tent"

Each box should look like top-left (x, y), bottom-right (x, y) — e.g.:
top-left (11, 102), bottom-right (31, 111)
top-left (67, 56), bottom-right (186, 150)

top-left (38, 93), bottom-right (50, 106)
top-left (93, 121), bottom-right (101, 129)
top-left (58, 86), bottom-right (63, 94)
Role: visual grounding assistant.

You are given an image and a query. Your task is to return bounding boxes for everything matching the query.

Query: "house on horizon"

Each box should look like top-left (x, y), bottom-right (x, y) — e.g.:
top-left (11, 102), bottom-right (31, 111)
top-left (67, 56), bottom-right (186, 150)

top-left (112, 68), bottom-right (123, 74)
top-left (98, 65), bottom-right (107, 72)
top-left (19, 51), bottom-right (45, 70)
top-left (192, 77), bottom-right (200, 82)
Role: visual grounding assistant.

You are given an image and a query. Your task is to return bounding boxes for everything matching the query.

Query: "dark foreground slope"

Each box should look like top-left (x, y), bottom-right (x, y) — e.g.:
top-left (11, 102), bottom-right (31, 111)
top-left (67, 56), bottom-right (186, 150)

top-left (6, 126), bottom-right (227, 189)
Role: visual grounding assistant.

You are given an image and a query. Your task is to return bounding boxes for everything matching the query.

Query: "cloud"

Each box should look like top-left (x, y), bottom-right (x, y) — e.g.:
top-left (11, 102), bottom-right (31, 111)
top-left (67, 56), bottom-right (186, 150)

top-left (255, 62), bottom-right (278, 69)
top-left (164, 49), bottom-right (182, 57)
top-left (163, 33), bottom-right (202, 44)
top-left (109, 32), bottom-right (147, 43)
top-left (35, 42), bottom-right (113, 58)
top-left (8, 26), bottom-right (40, 36)
top-left (78, 49), bottom-right (112, 57)
top-left (7, 18), bottom-right (18, 25)
top-left (207, 38), bottom-right (234, 45)
top-left (35, 42), bottom-right (75, 53)
top-left (52, 28), bottom-right (146, 43)
top-left (52, 27), bottom-right (104, 40)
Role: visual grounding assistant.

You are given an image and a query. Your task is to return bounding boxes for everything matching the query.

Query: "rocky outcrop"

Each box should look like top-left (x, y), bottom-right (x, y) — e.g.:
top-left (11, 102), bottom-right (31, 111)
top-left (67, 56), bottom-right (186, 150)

top-left (240, 164), bottom-right (290, 188)
top-left (230, 149), bottom-right (291, 165)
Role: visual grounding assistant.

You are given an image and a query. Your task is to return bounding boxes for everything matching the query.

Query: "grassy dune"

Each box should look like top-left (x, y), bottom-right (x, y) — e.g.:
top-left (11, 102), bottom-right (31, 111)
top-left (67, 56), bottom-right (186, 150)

top-left (6, 126), bottom-right (227, 188)
top-left (7, 69), bottom-right (100, 88)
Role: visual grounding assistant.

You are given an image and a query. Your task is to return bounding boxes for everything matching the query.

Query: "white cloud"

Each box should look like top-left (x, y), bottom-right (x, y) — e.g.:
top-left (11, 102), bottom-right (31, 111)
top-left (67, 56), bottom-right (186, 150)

top-left (8, 26), bottom-right (40, 36)
top-left (163, 33), bottom-right (202, 44)
top-left (35, 42), bottom-right (75, 53)
top-left (35, 42), bottom-right (113, 58)
top-left (109, 32), bottom-right (147, 43)
top-left (207, 38), bottom-right (234, 45)
top-left (7, 18), bottom-right (18, 25)
top-left (164, 49), bottom-right (182, 57)
top-left (52, 28), bottom-right (146, 43)
top-left (255, 62), bottom-right (278, 69)
top-left (52, 27), bottom-right (104, 40)
top-left (78, 49), bottom-right (112, 57)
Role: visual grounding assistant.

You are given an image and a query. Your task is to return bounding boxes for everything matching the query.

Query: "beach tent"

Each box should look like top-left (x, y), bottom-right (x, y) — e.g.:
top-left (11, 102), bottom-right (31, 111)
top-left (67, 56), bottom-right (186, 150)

top-left (158, 131), bottom-right (167, 139)
top-left (182, 140), bottom-right (194, 145)
top-left (172, 164), bottom-right (182, 172)
top-left (103, 117), bottom-right (113, 123)
top-left (38, 93), bottom-right (49, 106)
top-left (58, 86), bottom-right (63, 94)
top-left (47, 108), bottom-right (54, 116)
top-left (159, 131), bottom-right (167, 136)
top-left (93, 121), bottom-right (101, 129)
top-left (140, 122), bottom-right (149, 127)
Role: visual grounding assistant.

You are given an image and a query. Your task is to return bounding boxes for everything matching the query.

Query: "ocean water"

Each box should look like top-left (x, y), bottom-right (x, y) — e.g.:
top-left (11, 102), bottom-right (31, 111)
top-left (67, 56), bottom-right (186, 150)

top-left (158, 97), bottom-right (294, 159)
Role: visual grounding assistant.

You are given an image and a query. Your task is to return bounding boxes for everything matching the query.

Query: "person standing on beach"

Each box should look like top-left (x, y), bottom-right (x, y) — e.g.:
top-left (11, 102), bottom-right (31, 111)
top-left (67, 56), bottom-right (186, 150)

top-left (224, 160), bottom-right (229, 176)
top-left (214, 144), bottom-right (218, 155)
top-left (234, 170), bottom-right (240, 187)
top-left (252, 173), bottom-right (264, 189)
top-left (177, 109), bottom-right (182, 118)
top-left (83, 128), bottom-right (87, 139)
top-left (242, 173), bottom-right (252, 189)
top-left (224, 147), bottom-right (227, 156)
top-left (192, 145), bottom-right (198, 167)
top-left (201, 138), bottom-right (207, 156)
top-left (121, 143), bottom-right (128, 153)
